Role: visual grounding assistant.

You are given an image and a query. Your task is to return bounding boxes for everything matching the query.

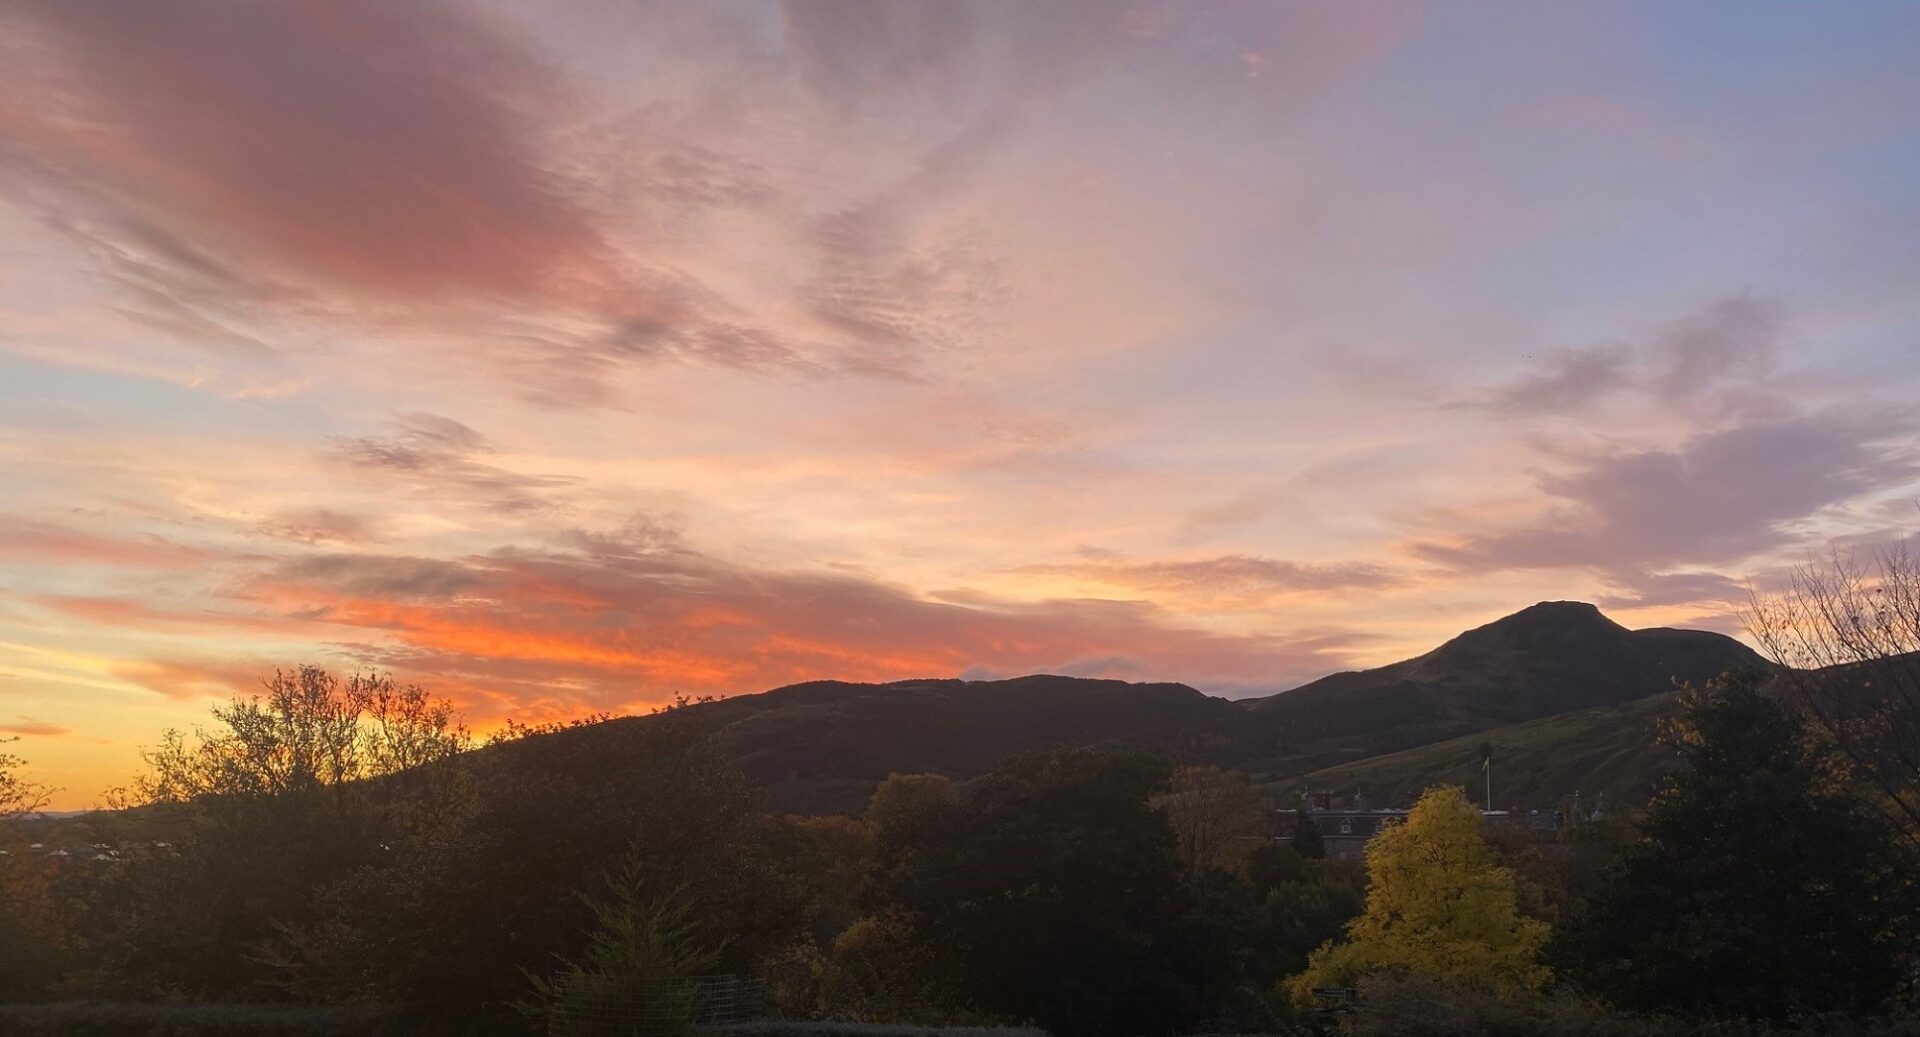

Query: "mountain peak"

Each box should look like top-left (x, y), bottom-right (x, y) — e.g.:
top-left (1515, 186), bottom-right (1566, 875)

top-left (1502, 599), bottom-right (1612, 624)
top-left (1451, 602), bottom-right (1635, 645)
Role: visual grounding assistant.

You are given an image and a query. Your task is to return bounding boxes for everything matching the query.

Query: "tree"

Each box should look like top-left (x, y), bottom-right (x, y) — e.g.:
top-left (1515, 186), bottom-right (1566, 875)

top-left (1288, 785), bottom-right (1549, 1003)
top-left (103, 667), bottom-right (473, 998)
top-left (1290, 812), bottom-right (1325, 860)
top-left (1153, 766), bottom-right (1266, 876)
top-left (519, 872), bottom-right (723, 1037)
top-left (1555, 670), bottom-right (1915, 1019)
top-left (0, 739), bottom-right (50, 823)
top-left (0, 740), bottom-right (64, 1000)
top-left (814, 912), bottom-right (961, 1024)
top-left (1747, 536), bottom-right (1920, 838)
top-left (265, 705), bottom-right (798, 1020)
top-left (875, 749), bottom-right (1198, 1037)
top-left (864, 773), bottom-right (956, 833)
top-left (135, 666), bottom-right (470, 805)
top-left (1262, 865), bottom-right (1365, 979)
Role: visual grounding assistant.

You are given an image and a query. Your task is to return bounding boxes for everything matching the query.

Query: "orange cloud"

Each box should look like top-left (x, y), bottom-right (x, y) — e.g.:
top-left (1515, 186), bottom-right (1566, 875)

top-left (235, 537), bottom-right (1368, 724)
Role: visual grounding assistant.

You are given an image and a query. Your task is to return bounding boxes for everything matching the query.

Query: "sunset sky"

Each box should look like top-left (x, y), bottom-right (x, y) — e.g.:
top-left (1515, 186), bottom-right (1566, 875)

top-left (3, 1), bottom-right (1918, 807)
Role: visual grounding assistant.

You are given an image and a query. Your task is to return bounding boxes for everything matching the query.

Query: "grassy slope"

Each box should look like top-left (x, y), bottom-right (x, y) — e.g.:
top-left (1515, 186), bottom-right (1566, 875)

top-left (1283, 690), bottom-right (1685, 811)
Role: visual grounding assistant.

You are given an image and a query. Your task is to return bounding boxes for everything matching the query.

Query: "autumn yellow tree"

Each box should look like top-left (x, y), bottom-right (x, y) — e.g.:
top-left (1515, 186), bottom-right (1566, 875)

top-left (1152, 765), bottom-right (1266, 875)
top-left (1287, 785), bottom-right (1549, 1003)
top-left (864, 773), bottom-right (957, 833)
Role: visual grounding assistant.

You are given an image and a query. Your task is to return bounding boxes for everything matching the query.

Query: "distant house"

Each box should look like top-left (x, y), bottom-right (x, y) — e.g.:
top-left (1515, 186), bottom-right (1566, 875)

top-left (1273, 790), bottom-right (1559, 861)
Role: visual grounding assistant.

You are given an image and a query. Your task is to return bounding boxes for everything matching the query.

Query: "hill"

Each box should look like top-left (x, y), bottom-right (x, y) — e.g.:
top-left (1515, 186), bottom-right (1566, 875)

top-left (1237, 601), bottom-right (1764, 776)
top-left (1287, 690), bottom-right (1686, 811)
top-left (499, 601), bottom-right (1764, 814)
top-left (584, 674), bottom-right (1243, 813)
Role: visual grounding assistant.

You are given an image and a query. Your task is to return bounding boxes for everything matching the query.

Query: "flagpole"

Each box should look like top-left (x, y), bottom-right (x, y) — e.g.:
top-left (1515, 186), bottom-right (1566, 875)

top-left (1484, 751), bottom-right (1491, 812)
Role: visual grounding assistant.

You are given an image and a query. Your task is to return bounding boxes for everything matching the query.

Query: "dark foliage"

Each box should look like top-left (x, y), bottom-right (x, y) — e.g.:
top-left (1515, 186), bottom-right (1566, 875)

top-left (866, 748), bottom-right (1343, 1037)
top-left (0, 1001), bottom-right (419, 1037)
top-left (262, 711), bottom-right (807, 1019)
top-left (710, 1024), bottom-right (1047, 1037)
top-left (1554, 670), bottom-right (1917, 1020)
top-left (872, 749), bottom-right (1197, 1036)
top-left (1348, 972), bottom-right (1920, 1037)
top-left (1288, 815), bottom-right (1325, 860)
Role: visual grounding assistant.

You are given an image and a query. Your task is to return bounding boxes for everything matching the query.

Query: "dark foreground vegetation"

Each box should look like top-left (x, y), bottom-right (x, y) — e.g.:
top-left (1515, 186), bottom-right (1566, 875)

top-left (4, 549), bottom-right (1920, 1036)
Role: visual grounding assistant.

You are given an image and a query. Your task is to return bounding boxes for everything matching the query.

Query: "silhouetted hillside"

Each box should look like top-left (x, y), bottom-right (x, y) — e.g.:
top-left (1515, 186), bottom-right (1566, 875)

top-left (1237, 601), bottom-right (1765, 776)
top-left (503, 602), bottom-right (1764, 814)
top-left (567, 674), bottom-right (1241, 813)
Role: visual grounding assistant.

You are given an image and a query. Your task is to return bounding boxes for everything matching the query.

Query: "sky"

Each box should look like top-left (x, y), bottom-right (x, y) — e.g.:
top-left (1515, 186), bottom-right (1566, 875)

top-left (2, 1), bottom-right (1918, 808)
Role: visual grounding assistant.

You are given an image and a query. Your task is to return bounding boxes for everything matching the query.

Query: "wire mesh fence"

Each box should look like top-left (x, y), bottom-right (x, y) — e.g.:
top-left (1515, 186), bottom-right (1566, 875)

top-left (541, 973), bottom-right (767, 1036)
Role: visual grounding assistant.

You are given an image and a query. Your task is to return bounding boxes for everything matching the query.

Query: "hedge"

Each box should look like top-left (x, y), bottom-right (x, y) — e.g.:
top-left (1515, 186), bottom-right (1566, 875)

top-left (0, 1002), bottom-right (423, 1037)
top-left (709, 1023), bottom-right (1049, 1037)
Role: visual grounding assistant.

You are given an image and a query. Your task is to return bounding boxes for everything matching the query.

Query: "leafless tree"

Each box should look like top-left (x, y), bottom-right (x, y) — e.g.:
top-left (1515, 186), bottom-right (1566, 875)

top-left (0, 737), bottom-right (50, 825)
top-left (1746, 537), bottom-right (1920, 838)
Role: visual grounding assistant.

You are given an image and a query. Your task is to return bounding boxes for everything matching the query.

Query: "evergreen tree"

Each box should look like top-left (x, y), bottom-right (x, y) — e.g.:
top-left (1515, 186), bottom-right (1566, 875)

top-left (519, 871), bottom-right (723, 1037)
top-left (1557, 669), bottom-right (1915, 1019)
top-left (1290, 812), bottom-right (1326, 860)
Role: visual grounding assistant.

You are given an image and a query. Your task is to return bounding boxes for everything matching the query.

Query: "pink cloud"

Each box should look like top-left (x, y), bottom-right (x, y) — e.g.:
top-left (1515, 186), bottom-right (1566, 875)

top-left (2, 0), bottom-right (614, 306)
top-left (0, 518), bottom-right (220, 569)
top-left (0, 717), bottom-right (69, 737)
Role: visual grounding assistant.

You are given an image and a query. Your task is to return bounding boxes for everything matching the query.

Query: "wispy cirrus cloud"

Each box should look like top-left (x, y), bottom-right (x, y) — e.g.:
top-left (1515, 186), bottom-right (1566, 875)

top-left (0, 517), bottom-right (221, 569)
top-left (1021, 549), bottom-right (1397, 604)
top-left (328, 413), bottom-right (573, 513)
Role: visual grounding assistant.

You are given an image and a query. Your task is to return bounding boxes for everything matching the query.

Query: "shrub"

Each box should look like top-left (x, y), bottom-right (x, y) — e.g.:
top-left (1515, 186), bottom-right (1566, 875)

top-left (1344, 973), bottom-right (1920, 1037)
top-left (711, 1025), bottom-right (1047, 1037)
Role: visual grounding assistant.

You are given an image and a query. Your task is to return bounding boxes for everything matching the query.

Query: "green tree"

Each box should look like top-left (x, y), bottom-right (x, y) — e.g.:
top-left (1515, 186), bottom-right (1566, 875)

top-left (1261, 863), bottom-right (1365, 978)
top-left (1289, 785), bottom-right (1550, 1003)
top-left (1290, 812), bottom-right (1325, 859)
top-left (1556, 669), bottom-right (1916, 1019)
top-left (520, 871), bottom-right (723, 1037)
top-left (875, 749), bottom-right (1198, 1037)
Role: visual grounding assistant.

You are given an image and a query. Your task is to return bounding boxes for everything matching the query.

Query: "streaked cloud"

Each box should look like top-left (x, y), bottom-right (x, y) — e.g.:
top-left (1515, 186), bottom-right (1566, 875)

top-left (1416, 410), bottom-right (1920, 573)
top-left (0, 717), bottom-right (68, 737)
top-left (1021, 551), bottom-right (1397, 603)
